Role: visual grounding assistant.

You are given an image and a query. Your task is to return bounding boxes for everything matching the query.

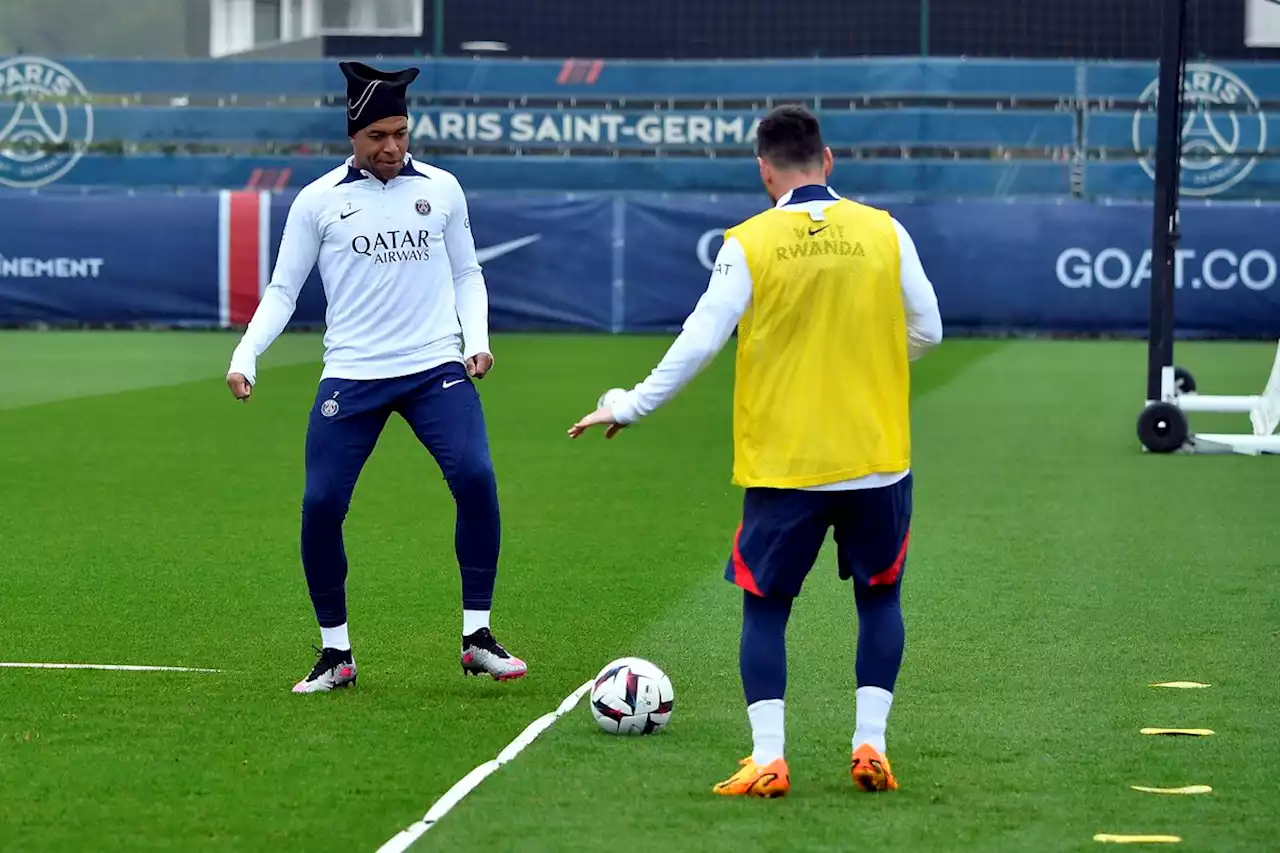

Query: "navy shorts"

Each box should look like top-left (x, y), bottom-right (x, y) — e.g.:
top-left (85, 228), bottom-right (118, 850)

top-left (303, 361), bottom-right (494, 501)
top-left (725, 473), bottom-right (912, 599)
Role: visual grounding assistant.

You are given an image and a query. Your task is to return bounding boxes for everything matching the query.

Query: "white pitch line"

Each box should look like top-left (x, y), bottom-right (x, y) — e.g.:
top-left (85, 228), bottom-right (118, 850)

top-left (377, 680), bottom-right (593, 853)
top-left (0, 662), bottom-right (223, 673)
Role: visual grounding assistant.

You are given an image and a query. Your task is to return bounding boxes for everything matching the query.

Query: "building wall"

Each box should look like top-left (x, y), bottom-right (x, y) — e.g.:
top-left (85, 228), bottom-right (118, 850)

top-left (229, 36), bottom-right (327, 59)
top-left (185, 0), bottom-right (211, 58)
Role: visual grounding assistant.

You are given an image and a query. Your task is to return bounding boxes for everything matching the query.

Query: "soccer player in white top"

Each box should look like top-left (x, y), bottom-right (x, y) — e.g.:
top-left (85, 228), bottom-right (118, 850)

top-left (225, 61), bottom-right (526, 693)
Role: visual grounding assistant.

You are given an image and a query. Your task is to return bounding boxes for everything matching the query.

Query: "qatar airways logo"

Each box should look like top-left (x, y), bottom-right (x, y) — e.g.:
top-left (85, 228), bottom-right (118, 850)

top-left (351, 229), bottom-right (431, 265)
top-left (1057, 246), bottom-right (1277, 291)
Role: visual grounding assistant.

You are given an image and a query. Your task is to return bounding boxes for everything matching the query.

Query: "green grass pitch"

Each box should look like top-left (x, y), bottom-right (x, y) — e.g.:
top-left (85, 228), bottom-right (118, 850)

top-left (1, 330), bottom-right (1278, 852)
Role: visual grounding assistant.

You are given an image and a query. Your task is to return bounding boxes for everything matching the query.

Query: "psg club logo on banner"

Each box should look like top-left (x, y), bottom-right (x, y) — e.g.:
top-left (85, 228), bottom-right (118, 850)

top-left (415, 198), bottom-right (431, 216)
top-left (0, 57), bottom-right (94, 189)
top-left (1132, 63), bottom-right (1267, 197)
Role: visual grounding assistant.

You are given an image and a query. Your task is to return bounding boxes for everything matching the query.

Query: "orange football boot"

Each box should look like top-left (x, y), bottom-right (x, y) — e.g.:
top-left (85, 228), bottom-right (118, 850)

top-left (712, 756), bottom-right (791, 798)
top-left (850, 743), bottom-right (899, 792)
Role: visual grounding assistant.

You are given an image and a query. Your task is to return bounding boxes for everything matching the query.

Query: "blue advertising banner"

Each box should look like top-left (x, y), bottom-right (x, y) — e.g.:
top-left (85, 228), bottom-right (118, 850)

top-left (406, 107), bottom-right (1073, 149)
top-left (622, 195), bottom-right (1280, 337)
top-left (34, 153), bottom-right (1076, 197)
top-left (888, 199), bottom-right (1280, 337)
top-left (1, 192), bottom-right (1277, 337)
top-left (622, 194), bottom-right (760, 331)
top-left (0, 193), bottom-right (219, 325)
top-left (85, 105), bottom-right (1074, 150)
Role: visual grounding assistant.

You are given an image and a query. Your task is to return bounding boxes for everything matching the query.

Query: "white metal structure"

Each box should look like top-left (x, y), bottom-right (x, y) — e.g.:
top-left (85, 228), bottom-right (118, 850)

top-left (1136, 0), bottom-right (1280, 457)
top-left (210, 0), bottom-right (423, 58)
top-left (1142, 343), bottom-right (1280, 455)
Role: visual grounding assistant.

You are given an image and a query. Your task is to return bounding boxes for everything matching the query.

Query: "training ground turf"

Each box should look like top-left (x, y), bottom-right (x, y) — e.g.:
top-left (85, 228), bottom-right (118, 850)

top-left (1, 331), bottom-right (1278, 852)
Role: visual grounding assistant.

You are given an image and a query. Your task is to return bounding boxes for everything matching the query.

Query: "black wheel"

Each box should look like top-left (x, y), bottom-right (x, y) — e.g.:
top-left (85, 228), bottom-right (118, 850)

top-left (1137, 402), bottom-right (1188, 453)
top-left (1174, 366), bottom-right (1197, 394)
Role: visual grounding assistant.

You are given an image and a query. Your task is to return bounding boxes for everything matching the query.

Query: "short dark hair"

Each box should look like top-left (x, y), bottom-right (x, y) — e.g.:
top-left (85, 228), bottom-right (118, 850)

top-left (755, 105), bottom-right (825, 169)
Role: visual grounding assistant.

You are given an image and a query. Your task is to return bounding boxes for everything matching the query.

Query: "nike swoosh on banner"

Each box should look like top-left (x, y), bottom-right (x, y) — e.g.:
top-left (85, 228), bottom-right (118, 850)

top-left (475, 235), bottom-right (542, 264)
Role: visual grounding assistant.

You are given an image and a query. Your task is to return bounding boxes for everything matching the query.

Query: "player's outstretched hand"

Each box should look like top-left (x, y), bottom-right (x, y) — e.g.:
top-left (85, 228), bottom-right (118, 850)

top-left (568, 407), bottom-right (626, 440)
top-left (467, 352), bottom-right (494, 379)
top-left (226, 372), bottom-right (252, 402)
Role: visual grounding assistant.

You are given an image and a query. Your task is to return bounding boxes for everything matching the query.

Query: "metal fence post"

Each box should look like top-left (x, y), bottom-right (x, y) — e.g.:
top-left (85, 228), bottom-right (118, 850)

top-left (920, 0), bottom-right (930, 56)
top-left (433, 0), bottom-right (445, 56)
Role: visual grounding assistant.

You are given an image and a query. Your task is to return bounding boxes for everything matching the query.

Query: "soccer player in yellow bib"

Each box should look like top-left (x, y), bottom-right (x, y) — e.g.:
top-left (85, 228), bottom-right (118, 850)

top-left (569, 105), bottom-right (942, 796)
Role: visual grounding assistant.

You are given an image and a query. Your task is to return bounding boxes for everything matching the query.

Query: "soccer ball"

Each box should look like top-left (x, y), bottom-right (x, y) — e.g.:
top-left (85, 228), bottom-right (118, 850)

top-left (597, 387), bottom-right (626, 410)
top-left (589, 657), bottom-right (675, 735)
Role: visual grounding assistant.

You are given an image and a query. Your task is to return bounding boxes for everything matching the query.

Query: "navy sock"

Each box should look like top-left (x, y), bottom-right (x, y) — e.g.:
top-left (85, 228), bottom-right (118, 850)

top-left (300, 495), bottom-right (351, 628)
top-left (451, 461), bottom-right (501, 611)
top-left (740, 591), bottom-right (794, 704)
top-left (854, 582), bottom-right (905, 691)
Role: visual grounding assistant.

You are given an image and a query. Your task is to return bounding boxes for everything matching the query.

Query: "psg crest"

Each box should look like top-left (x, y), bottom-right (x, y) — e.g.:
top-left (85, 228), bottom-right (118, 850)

top-left (1133, 62), bottom-right (1267, 197)
top-left (0, 56), bottom-right (95, 188)
top-left (415, 198), bottom-right (431, 215)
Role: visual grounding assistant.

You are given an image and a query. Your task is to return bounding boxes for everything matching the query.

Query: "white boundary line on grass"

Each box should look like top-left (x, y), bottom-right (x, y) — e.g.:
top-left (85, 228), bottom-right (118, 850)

top-left (0, 662), bottom-right (223, 673)
top-left (376, 680), bottom-right (594, 853)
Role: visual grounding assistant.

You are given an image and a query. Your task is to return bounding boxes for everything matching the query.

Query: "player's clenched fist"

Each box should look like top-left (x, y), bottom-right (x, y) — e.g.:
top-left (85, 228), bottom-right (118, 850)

top-left (466, 352), bottom-right (494, 379)
top-left (227, 372), bottom-right (252, 401)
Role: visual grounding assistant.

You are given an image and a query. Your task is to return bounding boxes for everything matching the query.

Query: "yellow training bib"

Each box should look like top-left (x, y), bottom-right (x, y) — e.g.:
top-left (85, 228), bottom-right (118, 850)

top-left (725, 198), bottom-right (910, 488)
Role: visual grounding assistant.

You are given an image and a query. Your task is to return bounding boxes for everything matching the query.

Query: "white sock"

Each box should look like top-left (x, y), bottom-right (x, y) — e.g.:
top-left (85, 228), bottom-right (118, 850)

top-left (748, 699), bottom-right (785, 764)
top-left (320, 623), bottom-right (351, 652)
top-left (462, 609), bottom-right (490, 636)
top-left (853, 686), bottom-right (893, 754)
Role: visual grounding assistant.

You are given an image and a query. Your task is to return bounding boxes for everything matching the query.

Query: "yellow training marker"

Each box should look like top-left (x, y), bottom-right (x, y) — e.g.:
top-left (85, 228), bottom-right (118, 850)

top-left (1094, 834), bottom-right (1182, 844)
top-left (1131, 785), bottom-right (1212, 795)
top-left (1140, 728), bottom-right (1214, 737)
top-left (1148, 681), bottom-right (1210, 689)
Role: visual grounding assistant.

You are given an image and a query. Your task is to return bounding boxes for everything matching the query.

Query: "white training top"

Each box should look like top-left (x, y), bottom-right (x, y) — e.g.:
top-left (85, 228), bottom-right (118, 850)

top-left (610, 185), bottom-right (944, 492)
top-left (228, 154), bottom-right (489, 384)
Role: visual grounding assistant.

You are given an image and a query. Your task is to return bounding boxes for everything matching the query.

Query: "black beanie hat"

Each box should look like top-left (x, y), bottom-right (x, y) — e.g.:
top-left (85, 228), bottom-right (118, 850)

top-left (339, 61), bottom-right (420, 137)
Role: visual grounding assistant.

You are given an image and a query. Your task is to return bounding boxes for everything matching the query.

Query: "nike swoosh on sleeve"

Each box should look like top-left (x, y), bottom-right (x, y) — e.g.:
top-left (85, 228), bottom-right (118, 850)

top-left (475, 235), bottom-right (542, 264)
